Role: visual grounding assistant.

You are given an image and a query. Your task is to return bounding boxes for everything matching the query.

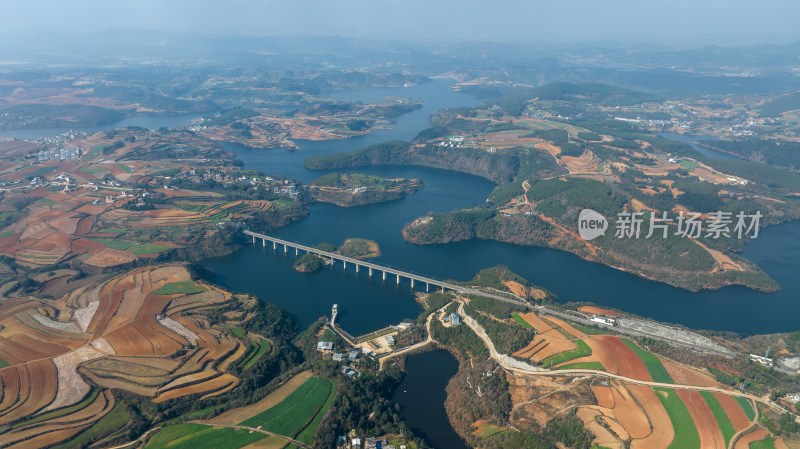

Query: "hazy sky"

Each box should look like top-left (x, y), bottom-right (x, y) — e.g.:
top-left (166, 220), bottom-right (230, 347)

top-left (3, 0), bottom-right (799, 47)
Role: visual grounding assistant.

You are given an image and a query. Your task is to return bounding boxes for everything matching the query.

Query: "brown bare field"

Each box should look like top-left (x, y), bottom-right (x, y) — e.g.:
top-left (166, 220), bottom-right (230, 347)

top-left (577, 407), bottom-right (624, 449)
top-left (209, 370), bottom-right (314, 426)
top-left (661, 359), bottom-right (718, 387)
top-left (628, 385), bottom-right (674, 449)
top-left (83, 247), bottom-right (137, 268)
top-left (503, 280), bottom-right (528, 297)
top-left (578, 306), bottom-right (621, 316)
top-left (676, 390), bottom-right (725, 449)
top-left (734, 428), bottom-right (768, 448)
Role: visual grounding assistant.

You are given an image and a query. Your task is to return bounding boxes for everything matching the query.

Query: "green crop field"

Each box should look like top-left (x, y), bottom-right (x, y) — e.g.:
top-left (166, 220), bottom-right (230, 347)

top-left (541, 340), bottom-right (592, 368)
top-left (0, 230), bottom-right (13, 237)
top-left (511, 312), bottom-right (536, 330)
top-left (240, 376), bottom-right (333, 434)
top-left (701, 392), bottom-right (736, 446)
top-left (654, 387), bottom-right (700, 449)
top-left (88, 237), bottom-right (135, 250)
top-left (145, 425), bottom-right (262, 449)
top-left (620, 338), bottom-right (673, 383)
top-left (146, 377), bottom-right (336, 449)
top-left (152, 282), bottom-right (207, 295)
top-left (35, 197), bottom-right (58, 206)
top-left (557, 361), bottom-right (605, 371)
top-left (128, 243), bottom-right (171, 255)
top-left (114, 163), bottom-right (134, 173)
top-left (750, 436), bottom-right (776, 449)
top-left (81, 166), bottom-right (106, 174)
top-left (294, 380), bottom-right (338, 444)
top-left (735, 396), bottom-right (756, 421)
top-left (242, 339), bottom-right (270, 370)
top-left (83, 145), bottom-right (104, 160)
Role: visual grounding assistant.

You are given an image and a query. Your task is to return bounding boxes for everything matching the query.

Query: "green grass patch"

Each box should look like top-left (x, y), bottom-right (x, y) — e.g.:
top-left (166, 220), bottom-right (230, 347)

top-left (152, 281), bottom-right (207, 295)
top-left (145, 423), bottom-right (209, 448)
top-left (570, 323), bottom-right (609, 335)
top-left (541, 340), bottom-right (592, 368)
top-left (128, 243), bottom-right (171, 255)
top-left (0, 357), bottom-right (11, 368)
top-left (242, 339), bottom-right (270, 370)
top-left (474, 422), bottom-right (507, 439)
top-left (101, 227), bottom-right (125, 235)
top-left (35, 197), bottom-right (58, 206)
top-left (701, 392), bottom-right (736, 446)
top-left (750, 436), bottom-right (776, 449)
top-left (88, 237), bottom-right (136, 250)
top-left (0, 230), bottom-right (15, 237)
top-left (654, 387), bottom-right (701, 449)
top-left (81, 166), bottom-right (106, 174)
top-left (558, 361), bottom-right (605, 371)
top-left (679, 159), bottom-right (701, 170)
top-left (735, 396), bottom-right (756, 421)
top-left (83, 145), bottom-right (104, 160)
top-left (29, 165), bottom-right (58, 178)
top-left (226, 326), bottom-right (246, 338)
top-left (620, 338), bottom-right (673, 383)
top-left (114, 163), bottom-right (134, 173)
top-left (511, 312), bottom-right (536, 330)
top-left (52, 402), bottom-right (128, 449)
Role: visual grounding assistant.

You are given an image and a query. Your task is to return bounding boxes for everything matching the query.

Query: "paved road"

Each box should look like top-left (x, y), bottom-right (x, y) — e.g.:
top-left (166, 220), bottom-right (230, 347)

top-left (378, 301), bottom-right (453, 370)
top-left (457, 303), bottom-right (786, 416)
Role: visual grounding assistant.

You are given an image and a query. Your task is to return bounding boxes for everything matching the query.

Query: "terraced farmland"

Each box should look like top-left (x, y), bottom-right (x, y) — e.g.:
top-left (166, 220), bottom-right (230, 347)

top-left (0, 265), bottom-right (262, 448)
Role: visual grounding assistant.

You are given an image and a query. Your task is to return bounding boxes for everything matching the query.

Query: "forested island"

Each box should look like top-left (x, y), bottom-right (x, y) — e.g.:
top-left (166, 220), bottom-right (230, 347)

top-left (309, 172), bottom-right (423, 207)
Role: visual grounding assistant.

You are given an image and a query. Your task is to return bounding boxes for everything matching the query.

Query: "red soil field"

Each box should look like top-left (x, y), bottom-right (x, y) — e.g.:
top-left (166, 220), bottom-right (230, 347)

top-left (578, 306), bottom-right (621, 316)
top-left (70, 238), bottom-right (106, 254)
top-left (676, 390), bottom-right (725, 449)
top-left (714, 393), bottom-right (752, 430)
top-left (586, 335), bottom-right (651, 381)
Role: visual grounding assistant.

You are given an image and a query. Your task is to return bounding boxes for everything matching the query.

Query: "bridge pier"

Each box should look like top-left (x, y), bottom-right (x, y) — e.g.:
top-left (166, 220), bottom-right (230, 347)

top-left (426, 283), bottom-right (429, 292)
top-left (355, 264), bottom-right (359, 273)
top-left (382, 271), bottom-right (386, 281)
top-left (369, 267), bottom-right (373, 277)
top-left (283, 244), bottom-right (287, 253)
top-left (343, 260), bottom-right (346, 269)
top-left (273, 241), bottom-right (276, 250)
top-left (252, 235), bottom-right (256, 244)
top-left (441, 286), bottom-right (445, 293)
top-left (295, 248), bottom-right (298, 256)
top-left (410, 278), bottom-right (415, 289)
top-left (396, 274), bottom-right (400, 284)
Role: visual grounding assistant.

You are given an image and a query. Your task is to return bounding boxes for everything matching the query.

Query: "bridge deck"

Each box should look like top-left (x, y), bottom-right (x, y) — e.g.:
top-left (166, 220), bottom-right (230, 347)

top-left (244, 230), bottom-right (532, 308)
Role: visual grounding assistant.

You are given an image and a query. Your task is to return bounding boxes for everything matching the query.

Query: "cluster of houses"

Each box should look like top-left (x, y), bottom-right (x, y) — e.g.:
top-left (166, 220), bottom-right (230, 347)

top-left (169, 169), bottom-right (300, 197)
top-left (438, 135), bottom-right (465, 148)
top-left (36, 147), bottom-right (81, 161)
top-left (317, 343), bottom-right (368, 378)
top-left (590, 315), bottom-right (616, 327)
top-left (337, 435), bottom-right (408, 449)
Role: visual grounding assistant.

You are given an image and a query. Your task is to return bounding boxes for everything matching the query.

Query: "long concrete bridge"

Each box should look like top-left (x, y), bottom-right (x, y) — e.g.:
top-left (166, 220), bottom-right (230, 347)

top-left (244, 230), bottom-right (532, 308)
